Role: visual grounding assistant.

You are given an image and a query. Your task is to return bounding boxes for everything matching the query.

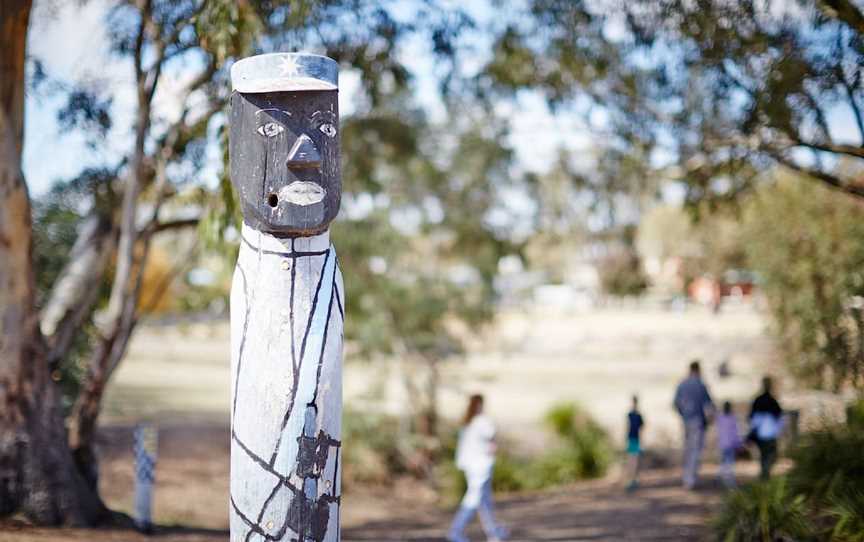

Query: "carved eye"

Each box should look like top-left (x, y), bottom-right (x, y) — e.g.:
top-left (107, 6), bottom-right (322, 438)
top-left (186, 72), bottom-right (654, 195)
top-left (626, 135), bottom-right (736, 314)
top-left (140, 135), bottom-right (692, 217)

top-left (257, 122), bottom-right (284, 138)
top-left (319, 123), bottom-right (336, 137)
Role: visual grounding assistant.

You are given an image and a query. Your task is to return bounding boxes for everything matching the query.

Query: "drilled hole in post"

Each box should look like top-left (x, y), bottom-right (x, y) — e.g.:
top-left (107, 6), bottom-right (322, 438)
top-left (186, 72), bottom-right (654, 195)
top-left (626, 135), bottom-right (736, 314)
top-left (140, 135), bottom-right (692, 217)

top-left (267, 193), bottom-right (279, 207)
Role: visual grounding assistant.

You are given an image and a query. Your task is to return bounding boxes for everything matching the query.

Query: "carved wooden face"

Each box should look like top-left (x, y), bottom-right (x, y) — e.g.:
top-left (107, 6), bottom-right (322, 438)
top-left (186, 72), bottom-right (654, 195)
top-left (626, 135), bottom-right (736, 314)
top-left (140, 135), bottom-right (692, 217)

top-left (229, 90), bottom-right (340, 236)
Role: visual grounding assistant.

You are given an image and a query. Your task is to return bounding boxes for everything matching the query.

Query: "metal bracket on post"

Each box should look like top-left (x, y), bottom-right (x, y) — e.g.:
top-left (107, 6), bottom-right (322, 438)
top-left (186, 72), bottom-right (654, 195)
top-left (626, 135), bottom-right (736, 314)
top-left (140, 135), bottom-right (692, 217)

top-left (228, 53), bottom-right (344, 542)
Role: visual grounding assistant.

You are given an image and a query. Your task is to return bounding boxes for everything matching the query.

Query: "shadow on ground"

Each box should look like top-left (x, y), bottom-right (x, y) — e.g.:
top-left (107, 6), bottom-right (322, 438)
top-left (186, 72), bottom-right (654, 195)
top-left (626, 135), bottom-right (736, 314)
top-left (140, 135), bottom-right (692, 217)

top-left (2, 419), bottom-right (748, 542)
top-left (2, 466), bottom-right (737, 542)
top-left (0, 520), bottom-right (229, 542)
top-left (342, 466), bottom-right (735, 542)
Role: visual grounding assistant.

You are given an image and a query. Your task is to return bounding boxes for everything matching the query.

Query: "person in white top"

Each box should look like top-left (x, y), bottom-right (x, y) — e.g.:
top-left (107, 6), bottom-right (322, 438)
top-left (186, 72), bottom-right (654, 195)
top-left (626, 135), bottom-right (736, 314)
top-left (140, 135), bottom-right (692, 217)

top-left (448, 394), bottom-right (508, 542)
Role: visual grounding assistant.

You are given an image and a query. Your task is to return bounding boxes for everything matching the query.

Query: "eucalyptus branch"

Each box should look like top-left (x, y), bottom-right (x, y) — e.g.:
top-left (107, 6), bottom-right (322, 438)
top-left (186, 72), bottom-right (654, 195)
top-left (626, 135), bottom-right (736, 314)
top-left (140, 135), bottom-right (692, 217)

top-left (822, 0), bottom-right (864, 35)
top-left (145, 3), bottom-right (207, 104)
top-left (160, 1), bottom-right (205, 58)
top-left (790, 139), bottom-right (864, 159)
top-left (104, 157), bottom-right (171, 375)
top-left (139, 217), bottom-right (200, 238)
top-left (802, 88), bottom-right (833, 143)
top-left (184, 58), bottom-right (218, 96)
top-left (771, 151), bottom-right (864, 198)
top-left (838, 67), bottom-right (864, 142)
top-left (133, 0), bottom-right (151, 82)
top-left (145, 41), bottom-right (165, 104)
top-left (719, 61), bottom-right (758, 99)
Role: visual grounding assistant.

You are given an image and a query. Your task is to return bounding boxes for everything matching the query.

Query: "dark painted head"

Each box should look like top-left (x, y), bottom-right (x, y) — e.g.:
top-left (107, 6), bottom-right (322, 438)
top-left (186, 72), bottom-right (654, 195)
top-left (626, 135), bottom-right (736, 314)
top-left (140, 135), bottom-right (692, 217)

top-left (229, 53), bottom-right (340, 236)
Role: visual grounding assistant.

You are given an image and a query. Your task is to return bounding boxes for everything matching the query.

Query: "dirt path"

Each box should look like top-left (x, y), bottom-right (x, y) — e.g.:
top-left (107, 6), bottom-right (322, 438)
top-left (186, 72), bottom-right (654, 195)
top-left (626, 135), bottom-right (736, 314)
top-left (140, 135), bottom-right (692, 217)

top-left (1, 467), bottom-right (730, 541)
top-left (1, 420), bottom-right (737, 541)
top-left (341, 466), bottom-right (732, 542)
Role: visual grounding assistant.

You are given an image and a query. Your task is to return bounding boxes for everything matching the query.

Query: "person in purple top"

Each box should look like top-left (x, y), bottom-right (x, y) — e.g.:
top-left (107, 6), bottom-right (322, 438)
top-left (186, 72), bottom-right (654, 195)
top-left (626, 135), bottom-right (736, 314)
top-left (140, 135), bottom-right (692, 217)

top-left (673, 360), bottom-right (715, 489)
top-left (716, 401), bottom-right (742, 488)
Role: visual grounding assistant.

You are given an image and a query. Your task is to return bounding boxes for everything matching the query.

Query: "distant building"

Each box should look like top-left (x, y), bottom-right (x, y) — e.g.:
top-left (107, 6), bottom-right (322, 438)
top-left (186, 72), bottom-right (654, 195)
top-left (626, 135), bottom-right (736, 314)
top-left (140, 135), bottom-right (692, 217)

top-left (688, 269), bottom-right (757, 307)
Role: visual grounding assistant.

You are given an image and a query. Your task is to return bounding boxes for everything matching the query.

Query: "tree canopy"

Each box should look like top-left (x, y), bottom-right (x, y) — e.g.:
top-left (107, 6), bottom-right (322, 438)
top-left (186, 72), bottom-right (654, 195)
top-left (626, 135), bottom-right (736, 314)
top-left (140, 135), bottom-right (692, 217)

top-left (481, 0), bottom-right (864, 206)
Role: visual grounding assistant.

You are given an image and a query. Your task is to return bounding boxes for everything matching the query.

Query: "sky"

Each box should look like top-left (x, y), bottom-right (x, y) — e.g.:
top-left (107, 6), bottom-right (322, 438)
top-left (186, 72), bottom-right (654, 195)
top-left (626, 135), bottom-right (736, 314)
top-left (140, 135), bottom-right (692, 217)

top-left (22, 0), bottom-right (592, 198)
top-left (24, 0), bottom-right (124, 196)
top-left (21, 0), bottom-right (861, 204)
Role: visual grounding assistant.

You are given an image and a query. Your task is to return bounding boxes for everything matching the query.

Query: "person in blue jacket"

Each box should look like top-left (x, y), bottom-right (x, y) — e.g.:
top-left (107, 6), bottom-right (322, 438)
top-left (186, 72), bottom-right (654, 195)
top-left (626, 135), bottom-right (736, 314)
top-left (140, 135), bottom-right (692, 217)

top-left (673, 360), bottom-right (715, 489)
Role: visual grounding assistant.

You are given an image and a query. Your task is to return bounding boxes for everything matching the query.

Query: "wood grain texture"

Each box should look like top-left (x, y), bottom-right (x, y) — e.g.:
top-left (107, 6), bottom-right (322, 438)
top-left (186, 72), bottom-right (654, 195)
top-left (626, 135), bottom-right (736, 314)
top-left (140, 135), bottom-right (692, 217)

top-left (230, 225), bottom-right (343, 542)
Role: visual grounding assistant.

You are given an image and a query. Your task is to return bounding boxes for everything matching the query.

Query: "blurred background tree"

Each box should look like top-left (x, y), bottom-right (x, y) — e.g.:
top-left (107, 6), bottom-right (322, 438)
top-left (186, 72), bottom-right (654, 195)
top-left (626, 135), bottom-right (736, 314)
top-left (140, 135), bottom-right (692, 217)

top-left (743, 172), bottom-right (864, 390)
top-left (597, 225), bottom-right (649, 298)
top-left (481, 0), bottom-right (864, 207)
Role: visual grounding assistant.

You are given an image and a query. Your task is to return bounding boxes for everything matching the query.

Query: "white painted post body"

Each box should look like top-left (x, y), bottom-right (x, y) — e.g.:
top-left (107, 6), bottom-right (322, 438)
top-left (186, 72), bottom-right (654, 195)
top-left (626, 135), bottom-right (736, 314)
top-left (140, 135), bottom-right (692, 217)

top-left (230, 225), bottom-right (344, 542)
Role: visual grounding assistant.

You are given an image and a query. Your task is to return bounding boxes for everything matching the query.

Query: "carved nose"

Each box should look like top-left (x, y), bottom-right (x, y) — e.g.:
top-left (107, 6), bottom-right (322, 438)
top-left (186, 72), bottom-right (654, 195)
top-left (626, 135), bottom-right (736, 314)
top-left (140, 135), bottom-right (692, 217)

top-left (286, 134), bottom-right (321, 168)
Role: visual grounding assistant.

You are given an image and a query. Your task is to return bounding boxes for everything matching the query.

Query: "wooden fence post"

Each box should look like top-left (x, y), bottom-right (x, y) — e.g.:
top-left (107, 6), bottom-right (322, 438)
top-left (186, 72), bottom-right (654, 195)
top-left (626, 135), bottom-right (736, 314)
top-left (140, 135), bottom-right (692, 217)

top-left (228, 53), bottom-right (343, 542)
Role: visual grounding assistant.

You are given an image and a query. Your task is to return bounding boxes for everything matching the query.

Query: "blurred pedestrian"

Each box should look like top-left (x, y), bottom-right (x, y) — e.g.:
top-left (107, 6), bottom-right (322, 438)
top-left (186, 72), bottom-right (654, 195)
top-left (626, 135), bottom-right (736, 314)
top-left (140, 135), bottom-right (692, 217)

top-left (448, 394), bottom-right (508, 542)
top-left (717, 358), bottom-right (731, 378)
top-left (748, 376), bottom-right (783, 480)
top-left (716, 401), bottom-right (742, 488)
top-left (673, 360), bottom-right (715, 489)
top-left (625, 395), bottom-right (644, 491)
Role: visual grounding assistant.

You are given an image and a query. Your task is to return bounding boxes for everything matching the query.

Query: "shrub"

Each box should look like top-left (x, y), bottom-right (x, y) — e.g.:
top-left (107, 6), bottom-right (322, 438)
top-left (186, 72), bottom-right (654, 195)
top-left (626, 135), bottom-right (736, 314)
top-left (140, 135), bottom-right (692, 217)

top-left (827, 486), bottom-right (864, 542)
top-left (341, 409), bottom-right (435, 486)
top-left (490, 450), bottom-right (528, 492)
top-left (847, 397), bottom-right (864, 431)
top-left (500, 402), bottom-right (611, 492)
top-left (543, 402), bottom-right (612, 479)
top-left (786, 421), bottom-right (864, 538)
top-left (713, 477), bottom-right (814, 542)
top-left (715, 414), bottom-right (864, 541)
top-left (787, 424), bottom-right (864, 501)
top-left (598, 251), bottom-right (649, 297)
top-left (545, 401), bottom-right (582, 438)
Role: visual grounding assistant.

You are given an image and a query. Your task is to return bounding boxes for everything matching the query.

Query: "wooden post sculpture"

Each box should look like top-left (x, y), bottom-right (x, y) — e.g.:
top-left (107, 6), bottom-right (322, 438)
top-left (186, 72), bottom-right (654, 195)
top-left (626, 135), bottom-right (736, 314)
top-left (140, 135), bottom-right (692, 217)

top-left (228, 53), bottom-right (344, 542)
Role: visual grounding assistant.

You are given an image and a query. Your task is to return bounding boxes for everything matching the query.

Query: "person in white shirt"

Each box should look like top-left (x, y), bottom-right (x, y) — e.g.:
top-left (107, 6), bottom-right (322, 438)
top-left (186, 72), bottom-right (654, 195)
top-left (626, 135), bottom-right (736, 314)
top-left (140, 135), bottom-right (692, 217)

top-left (448, 394), bottom-right (508, 542)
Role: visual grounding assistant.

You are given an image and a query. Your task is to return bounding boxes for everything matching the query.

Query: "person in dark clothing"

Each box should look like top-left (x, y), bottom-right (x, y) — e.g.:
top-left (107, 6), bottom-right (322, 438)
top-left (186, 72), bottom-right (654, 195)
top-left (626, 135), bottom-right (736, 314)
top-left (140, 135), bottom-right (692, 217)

top-left (625, 395), bottom-right (644, 491)
top-left (749, 376), bottom-right (783, 480)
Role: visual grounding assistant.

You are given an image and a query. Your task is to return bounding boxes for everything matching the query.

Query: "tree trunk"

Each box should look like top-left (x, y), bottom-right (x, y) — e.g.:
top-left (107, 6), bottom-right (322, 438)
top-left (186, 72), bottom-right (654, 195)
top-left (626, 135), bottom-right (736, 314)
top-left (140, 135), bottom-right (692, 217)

top-left (41, 213), bottom-right (115, 369)
top-left (68, 3), bottom-right (155, 480)
top-left (67, 315), bottom-right (137, 490)
top-left (401, 355), bottom-right (440, 439)
top-left (0, 0), bottom-right (107, 524)
top-left (67, 337), bottom-right (116, 490)
top-left (421, 356), bottom-right (439, 438)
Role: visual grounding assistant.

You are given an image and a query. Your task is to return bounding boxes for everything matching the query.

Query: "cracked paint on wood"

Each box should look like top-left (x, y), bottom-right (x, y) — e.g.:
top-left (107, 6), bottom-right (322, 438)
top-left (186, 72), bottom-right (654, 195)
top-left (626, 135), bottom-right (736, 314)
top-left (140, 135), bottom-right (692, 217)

top-left (228, 53), bottom-right (343, 542)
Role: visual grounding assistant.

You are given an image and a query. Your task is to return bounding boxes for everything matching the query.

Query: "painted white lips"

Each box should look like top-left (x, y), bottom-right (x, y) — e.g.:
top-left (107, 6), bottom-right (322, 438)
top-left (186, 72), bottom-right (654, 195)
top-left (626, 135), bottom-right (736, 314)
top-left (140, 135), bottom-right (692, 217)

top-left (278, 181), bottom-right (326, 206)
